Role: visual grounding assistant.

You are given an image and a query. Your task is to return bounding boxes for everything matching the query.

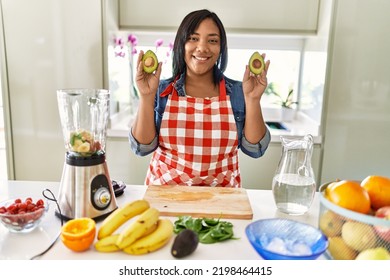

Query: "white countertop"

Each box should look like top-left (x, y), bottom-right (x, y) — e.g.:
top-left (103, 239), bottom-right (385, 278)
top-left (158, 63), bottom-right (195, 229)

top-left (0, 180), bottom-right (324, 260)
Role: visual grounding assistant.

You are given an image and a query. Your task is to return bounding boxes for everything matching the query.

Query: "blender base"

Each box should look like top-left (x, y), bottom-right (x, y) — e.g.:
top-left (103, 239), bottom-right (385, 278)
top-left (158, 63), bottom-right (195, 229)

top-left (57, 155), bottom-right (118, 221)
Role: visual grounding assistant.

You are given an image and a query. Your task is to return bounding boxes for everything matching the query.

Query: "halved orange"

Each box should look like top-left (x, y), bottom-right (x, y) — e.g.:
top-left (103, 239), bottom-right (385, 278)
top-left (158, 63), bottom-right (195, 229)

top-left (61, 217), bottom-right (96, 252)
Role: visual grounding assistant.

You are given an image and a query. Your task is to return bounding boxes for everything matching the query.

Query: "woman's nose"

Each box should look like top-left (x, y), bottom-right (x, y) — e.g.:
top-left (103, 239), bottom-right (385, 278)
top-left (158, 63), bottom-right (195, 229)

top-left (196, 39), bottom-right (209, 52)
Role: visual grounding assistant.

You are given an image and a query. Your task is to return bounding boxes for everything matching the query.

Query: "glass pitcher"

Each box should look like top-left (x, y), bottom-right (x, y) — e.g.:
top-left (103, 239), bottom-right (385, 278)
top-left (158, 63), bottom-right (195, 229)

top-left (272, 134), bottom-right (316, 215)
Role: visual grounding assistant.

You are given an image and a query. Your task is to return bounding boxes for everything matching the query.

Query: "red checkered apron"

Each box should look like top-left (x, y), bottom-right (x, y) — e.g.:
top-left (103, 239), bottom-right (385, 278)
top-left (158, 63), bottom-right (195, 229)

top-left (145, 79), bottom-right (241, 188)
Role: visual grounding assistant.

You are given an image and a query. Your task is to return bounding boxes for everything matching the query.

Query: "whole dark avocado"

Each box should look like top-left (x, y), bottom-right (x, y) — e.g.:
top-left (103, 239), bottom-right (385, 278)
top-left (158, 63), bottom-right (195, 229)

top-left (248, 51), bottom-right (265, 75)
top-left (171, 229), bottom-right (199, 258)
top-left (142, 50), bottom-right (158, 73)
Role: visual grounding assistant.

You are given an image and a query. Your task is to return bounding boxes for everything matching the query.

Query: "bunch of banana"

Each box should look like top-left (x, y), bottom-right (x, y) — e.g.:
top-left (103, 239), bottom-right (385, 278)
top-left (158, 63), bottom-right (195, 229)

top-left (123, 219), bottom-right (174, 255)
top-left (97, 199), bottom-right (150, 240)
top-left (94, 199), bottom-right (174, 255)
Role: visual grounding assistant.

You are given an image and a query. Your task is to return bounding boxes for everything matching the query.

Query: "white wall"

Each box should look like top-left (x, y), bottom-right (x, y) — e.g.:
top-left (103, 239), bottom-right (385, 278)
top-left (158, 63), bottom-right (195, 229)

top-left (119, 0), bottom-right (320, 34)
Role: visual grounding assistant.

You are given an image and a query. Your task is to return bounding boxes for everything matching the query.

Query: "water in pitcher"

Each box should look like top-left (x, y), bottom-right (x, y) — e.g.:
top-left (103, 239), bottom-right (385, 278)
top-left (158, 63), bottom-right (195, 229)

top-left (272, 134), bottom-right (316, 215)
top-left (272, 173), bottom-right (316, 215)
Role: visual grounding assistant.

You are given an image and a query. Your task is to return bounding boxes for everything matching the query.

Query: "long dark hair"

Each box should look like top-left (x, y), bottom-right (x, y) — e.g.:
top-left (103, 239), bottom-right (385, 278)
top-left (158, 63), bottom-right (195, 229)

top-left (171, 9), bottom-right (228, 85)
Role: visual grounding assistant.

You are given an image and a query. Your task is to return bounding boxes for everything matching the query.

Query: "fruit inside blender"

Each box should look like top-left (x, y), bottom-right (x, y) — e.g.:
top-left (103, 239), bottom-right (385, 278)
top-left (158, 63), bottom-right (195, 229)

top-left (68, 129), bottom-right (102, 156)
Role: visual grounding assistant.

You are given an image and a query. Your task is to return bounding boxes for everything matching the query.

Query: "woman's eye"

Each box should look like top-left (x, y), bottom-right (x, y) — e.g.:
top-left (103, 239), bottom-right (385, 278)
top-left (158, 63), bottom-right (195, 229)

top-left (209, 39), bottom-right (219, 44)
top-left (188, 36), bottom-right (198, 42)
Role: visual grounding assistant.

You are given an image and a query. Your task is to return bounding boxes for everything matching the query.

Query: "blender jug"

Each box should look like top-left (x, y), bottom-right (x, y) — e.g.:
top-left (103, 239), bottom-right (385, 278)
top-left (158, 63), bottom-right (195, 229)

top-left (272, 134), bottom-right (316, 215)
top-left (58, 89), bottom-right (109, 156)
top-left (56, 89), bottom-right (117, 220)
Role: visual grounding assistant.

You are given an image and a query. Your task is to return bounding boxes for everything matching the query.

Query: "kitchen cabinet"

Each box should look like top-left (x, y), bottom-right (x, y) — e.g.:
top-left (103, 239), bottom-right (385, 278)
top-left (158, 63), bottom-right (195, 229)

top-left (320, 0), bottom-right (390, 182)
top-left (1, 0), bottom-right (104, 180)
top-left (119, 0), bottom-right (320, 34)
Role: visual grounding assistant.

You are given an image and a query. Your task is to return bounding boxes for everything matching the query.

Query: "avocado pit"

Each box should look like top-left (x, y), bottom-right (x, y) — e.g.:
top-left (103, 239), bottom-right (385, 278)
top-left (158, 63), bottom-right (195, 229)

top-left (144, 57), bottom-right (154, 68)
top-left (252, 59), bottom-right (262, 69)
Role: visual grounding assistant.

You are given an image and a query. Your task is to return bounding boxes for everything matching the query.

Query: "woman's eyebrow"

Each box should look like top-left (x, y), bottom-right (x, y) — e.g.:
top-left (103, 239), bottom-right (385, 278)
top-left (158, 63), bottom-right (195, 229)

top-left (192, 32), bottom-right (220, 37)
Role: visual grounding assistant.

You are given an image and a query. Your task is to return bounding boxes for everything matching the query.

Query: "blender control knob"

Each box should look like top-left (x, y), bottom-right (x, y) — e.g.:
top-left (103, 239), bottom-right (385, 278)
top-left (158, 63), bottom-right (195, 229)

top-left (94, 187), bottom-right (111, 209)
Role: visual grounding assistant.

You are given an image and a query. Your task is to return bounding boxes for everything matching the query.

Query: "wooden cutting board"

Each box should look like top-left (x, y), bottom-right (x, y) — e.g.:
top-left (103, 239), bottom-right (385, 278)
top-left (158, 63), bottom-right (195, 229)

top-left (143, 185), bottom-right (253, 220)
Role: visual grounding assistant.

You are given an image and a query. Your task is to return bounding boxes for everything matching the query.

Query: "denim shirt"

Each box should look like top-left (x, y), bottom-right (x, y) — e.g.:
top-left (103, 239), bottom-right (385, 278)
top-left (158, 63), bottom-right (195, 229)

top-left (129, 72), bottom-right (271, 158)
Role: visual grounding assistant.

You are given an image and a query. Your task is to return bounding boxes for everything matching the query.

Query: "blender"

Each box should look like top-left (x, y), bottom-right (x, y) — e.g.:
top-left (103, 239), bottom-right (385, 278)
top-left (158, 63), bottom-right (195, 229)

top-left (56, 89), bottom-right (118, 220)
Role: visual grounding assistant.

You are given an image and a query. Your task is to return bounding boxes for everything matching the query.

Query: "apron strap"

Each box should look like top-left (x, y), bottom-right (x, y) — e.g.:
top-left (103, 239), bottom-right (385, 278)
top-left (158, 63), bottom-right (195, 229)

top-left (219, 78), bottom-right (227, 100)
top-left (160, 76), bottom-right (179, 97)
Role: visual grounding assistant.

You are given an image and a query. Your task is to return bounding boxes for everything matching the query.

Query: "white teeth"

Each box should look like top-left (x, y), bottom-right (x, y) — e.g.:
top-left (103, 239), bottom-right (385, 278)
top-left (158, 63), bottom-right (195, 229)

top-left (194, 56), bottom-right (208, 61)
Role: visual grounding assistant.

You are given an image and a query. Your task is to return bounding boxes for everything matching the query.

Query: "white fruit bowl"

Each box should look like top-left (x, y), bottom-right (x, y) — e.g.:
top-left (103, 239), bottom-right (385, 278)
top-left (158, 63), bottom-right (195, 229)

top-left (319, 183), bottom-right (390, 260)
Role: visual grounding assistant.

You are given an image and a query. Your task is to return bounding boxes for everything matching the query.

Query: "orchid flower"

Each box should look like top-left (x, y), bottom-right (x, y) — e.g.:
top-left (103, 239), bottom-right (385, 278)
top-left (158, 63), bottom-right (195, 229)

top-left (113, 37), bottom-right (125, 58)
top-left (155, 39), bottom-right (164, 50)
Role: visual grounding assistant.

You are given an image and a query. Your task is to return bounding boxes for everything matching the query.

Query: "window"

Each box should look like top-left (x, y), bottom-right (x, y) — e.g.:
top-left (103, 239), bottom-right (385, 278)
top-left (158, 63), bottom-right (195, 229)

top-left (225, 48), bottom-right (301, 108)
top-left (300, 51), bottom-right (327, 121)
top-left (107, 32), bottom-right (324, 132)
top-left (107, 32), bottom-right (175, 132)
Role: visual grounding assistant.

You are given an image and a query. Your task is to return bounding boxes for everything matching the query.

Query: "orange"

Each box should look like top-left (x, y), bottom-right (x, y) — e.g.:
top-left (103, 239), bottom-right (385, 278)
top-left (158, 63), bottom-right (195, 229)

top-left (61, 217), bottom-right (96, 252)
top-left (361, 175), bottom-right (390, 210)
top-left (325, 180), bottom-right (371, 214)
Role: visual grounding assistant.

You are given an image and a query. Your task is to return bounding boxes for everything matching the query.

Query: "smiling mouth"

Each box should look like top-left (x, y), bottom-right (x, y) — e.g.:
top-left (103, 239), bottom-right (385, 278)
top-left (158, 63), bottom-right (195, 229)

top-left (193, 56), bottom-right (210, 61)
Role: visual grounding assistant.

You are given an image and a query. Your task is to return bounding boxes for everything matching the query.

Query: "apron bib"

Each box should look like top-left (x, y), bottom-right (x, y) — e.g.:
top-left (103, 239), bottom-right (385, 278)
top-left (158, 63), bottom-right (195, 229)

top-left (145, 79), bottom-right (241, 188)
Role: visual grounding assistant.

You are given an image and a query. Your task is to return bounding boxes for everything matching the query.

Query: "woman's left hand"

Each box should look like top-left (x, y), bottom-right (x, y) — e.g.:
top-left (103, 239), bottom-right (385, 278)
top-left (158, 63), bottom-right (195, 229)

top-left (242, 53), bottom-right (270, 101)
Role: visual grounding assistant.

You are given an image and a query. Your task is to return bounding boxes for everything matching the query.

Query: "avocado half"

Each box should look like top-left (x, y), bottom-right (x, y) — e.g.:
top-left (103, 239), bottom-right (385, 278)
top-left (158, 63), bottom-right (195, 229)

top-left (142, 50), bottom-right (158, 73)
top-left (248, 51), bottom-right (265, 75)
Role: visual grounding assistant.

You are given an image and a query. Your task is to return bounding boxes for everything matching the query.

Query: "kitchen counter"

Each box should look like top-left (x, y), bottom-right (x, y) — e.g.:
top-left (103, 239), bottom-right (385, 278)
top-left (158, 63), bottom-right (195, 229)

top-left (108, 108), bottom-right (322, 144)
top-left (0, 180), bottom-right (324, 260)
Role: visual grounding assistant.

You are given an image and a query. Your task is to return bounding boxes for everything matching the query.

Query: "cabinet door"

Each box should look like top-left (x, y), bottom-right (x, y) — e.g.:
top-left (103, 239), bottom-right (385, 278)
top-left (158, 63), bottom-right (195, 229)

top-left (2, 0), bottom-right (103, 180)
top-left (119, 0), bottom-right (320, 34)
top-left (321, 0), bottom-right (390, 182)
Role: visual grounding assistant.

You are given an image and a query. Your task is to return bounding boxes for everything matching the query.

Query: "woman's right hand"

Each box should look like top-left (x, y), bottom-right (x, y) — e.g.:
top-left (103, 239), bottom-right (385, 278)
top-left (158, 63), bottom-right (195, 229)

top-left (132, 51), bottom-right (162, 145)
top-left (135, 50), bottom-right (162, 99)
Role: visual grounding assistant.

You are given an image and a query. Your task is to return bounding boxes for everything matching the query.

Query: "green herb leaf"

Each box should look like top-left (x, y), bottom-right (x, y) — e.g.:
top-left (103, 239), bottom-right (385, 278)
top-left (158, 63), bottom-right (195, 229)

top-left (173, 216), bottom-right (238, 244)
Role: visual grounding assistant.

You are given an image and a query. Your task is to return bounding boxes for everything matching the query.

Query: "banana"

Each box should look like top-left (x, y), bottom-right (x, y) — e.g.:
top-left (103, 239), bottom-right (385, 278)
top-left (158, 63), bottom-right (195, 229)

top-left (97, 199), bottom-right (150, 240)
top-left (95, 223), bottom-right (158, 253)
top-left (141, 221), bottom-right (158, 236)
top-left (77, 142), bottom-right (90, 153)
top-left (95, 234), bottom-right (120, 252)
top-left (116, 207), bottom-right (160, 249)
top-left (123, 219), bottom-right (174, 255)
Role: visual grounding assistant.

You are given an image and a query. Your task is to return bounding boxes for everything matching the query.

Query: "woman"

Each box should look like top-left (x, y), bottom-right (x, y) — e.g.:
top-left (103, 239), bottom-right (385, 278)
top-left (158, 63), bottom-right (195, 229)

top-left (129, 9), bottom-right (271, 188)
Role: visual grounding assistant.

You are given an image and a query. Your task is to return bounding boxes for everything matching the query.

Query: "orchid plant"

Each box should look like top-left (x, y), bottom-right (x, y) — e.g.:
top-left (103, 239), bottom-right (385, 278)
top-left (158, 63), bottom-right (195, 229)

top-left (113, 34), bottom-right (139, 98)
top-left (113, 34), bottom-right (174, 99)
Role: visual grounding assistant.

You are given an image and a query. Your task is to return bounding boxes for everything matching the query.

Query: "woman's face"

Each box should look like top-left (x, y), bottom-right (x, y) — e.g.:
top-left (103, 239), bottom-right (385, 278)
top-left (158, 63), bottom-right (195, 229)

top-left (184, 18), bottom-right (221, 77)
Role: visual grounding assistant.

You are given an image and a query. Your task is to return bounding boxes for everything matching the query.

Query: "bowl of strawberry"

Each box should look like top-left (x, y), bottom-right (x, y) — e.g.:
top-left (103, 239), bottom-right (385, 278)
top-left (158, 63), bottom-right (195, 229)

top-left (0, 197), bottom-right (48, 233)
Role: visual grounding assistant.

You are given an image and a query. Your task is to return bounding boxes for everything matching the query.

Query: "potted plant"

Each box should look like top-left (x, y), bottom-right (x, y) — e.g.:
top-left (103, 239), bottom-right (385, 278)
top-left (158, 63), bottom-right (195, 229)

top-left (265, 83), bottom-right (298, 122)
